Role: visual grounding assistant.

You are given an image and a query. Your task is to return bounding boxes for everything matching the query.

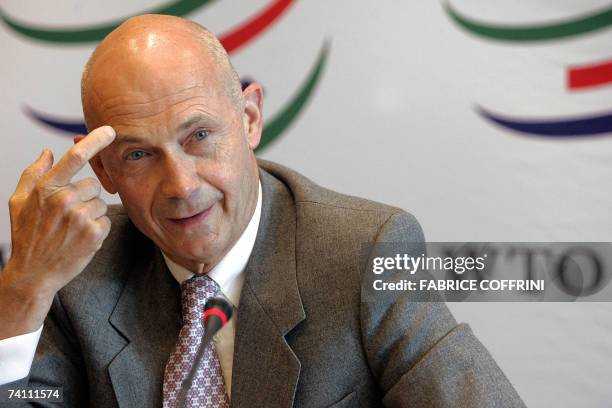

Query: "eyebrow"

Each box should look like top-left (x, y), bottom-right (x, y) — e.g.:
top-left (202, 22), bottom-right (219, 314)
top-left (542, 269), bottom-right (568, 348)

top-left (176, 112), bottom-right (215, 132)
top-left (112, 113), bottom-right (216, 145)
top-left (113, 135), bottom-right (147, 146)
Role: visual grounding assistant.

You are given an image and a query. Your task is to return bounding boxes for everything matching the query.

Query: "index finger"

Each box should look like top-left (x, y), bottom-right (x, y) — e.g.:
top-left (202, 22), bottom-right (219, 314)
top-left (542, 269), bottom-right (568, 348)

top-left (45, 126), bottom-right (116, 186)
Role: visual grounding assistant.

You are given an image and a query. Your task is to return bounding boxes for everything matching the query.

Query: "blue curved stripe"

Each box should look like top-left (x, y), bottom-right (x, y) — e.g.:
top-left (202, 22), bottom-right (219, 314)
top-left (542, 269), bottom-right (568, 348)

top-left (25, 106), bottom-right (88, 135)
top-left (25, 82), bottom-right (254, 136)
top-left (478, 107), bottom-right (612, 137)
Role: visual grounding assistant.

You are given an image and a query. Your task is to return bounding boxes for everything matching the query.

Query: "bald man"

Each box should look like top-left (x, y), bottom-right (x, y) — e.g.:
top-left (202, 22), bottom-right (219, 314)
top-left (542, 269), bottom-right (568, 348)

top-left (0, 15), bottom-right (524, 408)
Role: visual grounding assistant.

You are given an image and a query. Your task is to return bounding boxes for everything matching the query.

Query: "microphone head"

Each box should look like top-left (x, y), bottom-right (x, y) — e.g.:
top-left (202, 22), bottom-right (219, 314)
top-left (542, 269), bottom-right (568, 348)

top-left (203, 297), bottom-right (233, 327)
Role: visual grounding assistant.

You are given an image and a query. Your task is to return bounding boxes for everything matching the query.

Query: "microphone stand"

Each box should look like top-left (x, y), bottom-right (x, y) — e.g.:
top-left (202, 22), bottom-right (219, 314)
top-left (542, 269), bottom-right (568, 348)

top-left (176, 297), bottom-right (233, 408)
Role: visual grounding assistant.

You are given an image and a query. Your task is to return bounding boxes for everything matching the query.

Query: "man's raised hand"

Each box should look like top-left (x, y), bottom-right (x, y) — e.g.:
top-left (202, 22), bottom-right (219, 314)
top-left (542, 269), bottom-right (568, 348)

top-left (0, 126), bottom-right (116, 338)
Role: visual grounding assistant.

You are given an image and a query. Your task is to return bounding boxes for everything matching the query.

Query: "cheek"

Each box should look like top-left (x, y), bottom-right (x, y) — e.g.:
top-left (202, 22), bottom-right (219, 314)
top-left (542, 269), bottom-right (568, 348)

top-left (115, 177), bottom-right (157, 214)
top-left (200, 155), bottom-right (240, 196)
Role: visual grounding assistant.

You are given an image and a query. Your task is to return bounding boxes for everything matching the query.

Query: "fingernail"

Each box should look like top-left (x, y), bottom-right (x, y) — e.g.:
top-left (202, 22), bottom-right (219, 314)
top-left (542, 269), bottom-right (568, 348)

top-left (103, 126), bottom-right (116, 138)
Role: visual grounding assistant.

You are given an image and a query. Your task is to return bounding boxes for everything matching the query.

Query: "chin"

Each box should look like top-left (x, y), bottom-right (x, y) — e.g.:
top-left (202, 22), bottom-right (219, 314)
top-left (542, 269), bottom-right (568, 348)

top-left (172, 240), bottom-right (222, 263)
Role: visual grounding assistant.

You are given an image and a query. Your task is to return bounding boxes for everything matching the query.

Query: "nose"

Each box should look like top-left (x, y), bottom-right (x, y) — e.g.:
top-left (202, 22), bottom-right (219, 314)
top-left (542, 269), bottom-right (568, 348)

top-left (159, 152), bottom-right (200, 200)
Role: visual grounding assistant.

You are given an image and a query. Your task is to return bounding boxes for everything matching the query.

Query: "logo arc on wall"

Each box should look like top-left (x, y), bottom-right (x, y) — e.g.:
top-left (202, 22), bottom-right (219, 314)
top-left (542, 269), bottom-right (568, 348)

top-left (445, 3), bottom-right (612, 42)
top-left (444, 2), bottom-right (612, 138)
top-left (0, 0), bottom-right (214, 43)
top-left (1, 0), bottom-right (328, 151)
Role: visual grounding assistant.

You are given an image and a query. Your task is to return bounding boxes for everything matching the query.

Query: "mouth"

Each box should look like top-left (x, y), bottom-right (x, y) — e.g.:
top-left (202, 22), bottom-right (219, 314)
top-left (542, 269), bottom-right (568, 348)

top-left (168, 204), bottom-right (214, 226)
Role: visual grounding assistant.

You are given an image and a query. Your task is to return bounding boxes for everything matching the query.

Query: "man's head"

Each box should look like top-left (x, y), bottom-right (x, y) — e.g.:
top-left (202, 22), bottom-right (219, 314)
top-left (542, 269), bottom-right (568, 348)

top-left (80, 14), bottom-right (263, 273)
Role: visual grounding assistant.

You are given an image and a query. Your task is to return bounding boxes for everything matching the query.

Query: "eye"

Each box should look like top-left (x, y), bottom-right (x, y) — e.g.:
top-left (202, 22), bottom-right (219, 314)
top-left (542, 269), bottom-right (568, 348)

top-left (194, 129), bottom-right (209, 141)
top-left (127, 150), bottom-right (146, 161)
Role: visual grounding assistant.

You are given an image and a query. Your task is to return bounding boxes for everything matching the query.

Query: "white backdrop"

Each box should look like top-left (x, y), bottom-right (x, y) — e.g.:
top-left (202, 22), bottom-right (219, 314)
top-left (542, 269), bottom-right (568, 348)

top-left (1, 1), bottom-right (611, 406)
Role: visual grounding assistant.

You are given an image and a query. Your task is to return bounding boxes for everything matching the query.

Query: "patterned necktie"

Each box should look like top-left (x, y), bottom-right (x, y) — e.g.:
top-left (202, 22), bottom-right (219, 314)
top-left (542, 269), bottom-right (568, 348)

top-left (162, 275), bottom-right (230, 408)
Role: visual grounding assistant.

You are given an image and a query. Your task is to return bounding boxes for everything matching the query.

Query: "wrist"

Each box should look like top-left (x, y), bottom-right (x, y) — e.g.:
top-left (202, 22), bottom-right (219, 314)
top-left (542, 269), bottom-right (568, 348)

top-left (0, 262), bottom-right (55, 339)
top-left (2, 258), bottom-right (58, 298)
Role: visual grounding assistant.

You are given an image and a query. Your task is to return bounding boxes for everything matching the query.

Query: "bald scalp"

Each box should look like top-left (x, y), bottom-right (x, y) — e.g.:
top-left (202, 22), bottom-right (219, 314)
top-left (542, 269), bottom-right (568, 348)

top-left (81, 14), bottom-right (242, 131)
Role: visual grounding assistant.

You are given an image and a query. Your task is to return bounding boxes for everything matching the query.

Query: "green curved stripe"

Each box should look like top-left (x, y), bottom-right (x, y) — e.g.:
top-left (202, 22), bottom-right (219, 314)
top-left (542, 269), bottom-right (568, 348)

top-left (0, 0), bottom-right (214, 43)
top-left (257, 41), bottom-right (330, 152)
top-left (445, 2), bottom-right (612, 42)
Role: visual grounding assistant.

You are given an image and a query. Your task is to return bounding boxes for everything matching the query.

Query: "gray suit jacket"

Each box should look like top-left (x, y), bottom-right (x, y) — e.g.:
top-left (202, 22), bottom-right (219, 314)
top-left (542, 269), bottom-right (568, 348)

top-left (3, 160), bottom-right (525, 407)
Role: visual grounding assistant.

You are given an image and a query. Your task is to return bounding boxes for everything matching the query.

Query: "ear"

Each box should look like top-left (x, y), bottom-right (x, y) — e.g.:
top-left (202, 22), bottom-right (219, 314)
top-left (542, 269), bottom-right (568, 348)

top-left (241, 82), bottom-right (264, 150)
top-left (74, 134), bottom-right (117, 194)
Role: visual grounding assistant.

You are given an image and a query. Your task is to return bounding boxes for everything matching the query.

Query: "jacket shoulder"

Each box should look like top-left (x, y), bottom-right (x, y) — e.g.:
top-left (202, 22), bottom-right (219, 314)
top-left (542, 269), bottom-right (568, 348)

top-left (258, 159), bottom-right (421, 236)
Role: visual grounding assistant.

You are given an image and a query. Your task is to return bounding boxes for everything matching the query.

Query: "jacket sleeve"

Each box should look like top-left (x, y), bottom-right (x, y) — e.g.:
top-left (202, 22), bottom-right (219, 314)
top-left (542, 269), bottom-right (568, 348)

top-left (0, 294), bottom-right (88, 407)
top-left (360, 211), bottom-right (526, 408)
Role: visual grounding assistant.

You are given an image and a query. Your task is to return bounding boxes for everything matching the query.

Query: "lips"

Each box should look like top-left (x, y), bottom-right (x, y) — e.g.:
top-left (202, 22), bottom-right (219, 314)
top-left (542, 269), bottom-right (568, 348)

top-left (168, 204), bottom-right (214, 226)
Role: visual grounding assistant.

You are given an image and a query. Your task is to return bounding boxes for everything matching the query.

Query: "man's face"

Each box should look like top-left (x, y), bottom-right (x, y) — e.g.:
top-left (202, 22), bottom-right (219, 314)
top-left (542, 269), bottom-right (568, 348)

top-left (86, 41), bottom-right (262, 272)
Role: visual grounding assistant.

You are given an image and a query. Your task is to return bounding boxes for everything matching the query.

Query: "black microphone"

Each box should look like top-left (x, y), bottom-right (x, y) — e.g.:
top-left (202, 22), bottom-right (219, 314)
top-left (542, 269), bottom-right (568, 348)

top-left (176, 297), bottom-right (233, 407)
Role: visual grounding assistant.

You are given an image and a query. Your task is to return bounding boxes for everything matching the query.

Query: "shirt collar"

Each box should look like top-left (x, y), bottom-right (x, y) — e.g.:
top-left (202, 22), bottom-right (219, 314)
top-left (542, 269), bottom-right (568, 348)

top-left (163, 180), bottom-right (262, 308)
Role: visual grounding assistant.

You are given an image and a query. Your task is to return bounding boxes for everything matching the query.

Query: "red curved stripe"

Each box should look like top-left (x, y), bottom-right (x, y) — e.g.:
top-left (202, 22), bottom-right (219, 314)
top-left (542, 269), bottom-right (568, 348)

top-left (568, 58), bottom-right (612, 90)
top-left (219, 0), bottom-right (294, 54)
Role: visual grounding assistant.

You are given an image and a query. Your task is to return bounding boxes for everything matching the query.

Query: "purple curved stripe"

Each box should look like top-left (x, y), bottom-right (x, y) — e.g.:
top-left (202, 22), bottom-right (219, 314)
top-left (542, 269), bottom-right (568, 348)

top-left (25, 82), bottom-right (253, 137)
top-left (25, 106), bottom-right (87, 135)
top-left (478, 107), bottom-right (612, 137)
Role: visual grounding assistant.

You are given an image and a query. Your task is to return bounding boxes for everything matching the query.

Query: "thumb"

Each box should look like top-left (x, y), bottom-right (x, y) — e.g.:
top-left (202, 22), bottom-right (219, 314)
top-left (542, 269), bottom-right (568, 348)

top-left (38, 149), bottom-right (54, 172)
top-left (14, 149), bottom-right (55, 196)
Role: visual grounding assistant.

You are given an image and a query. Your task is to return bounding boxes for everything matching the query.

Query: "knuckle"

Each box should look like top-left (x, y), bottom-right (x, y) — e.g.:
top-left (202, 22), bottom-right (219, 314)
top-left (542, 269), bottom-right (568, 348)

top-left (89, 198), bottom-right (105, 214)
top-left (33, 181), bottom-right (56, 200)
top-left (68, 149), bottom-right (87, 165)
top-left (88, 225), bottom-right (104, 242)
top-left (8, 195), bottom-right (20, 210)
top-left (77, 178), bottom-right (102, 197)
top-left (33, 180), bottom-right (47, 194)
top-left (50, 191), bottom-right (74, 211)
top-left (92, 182), bottom-right (103, 196)
top-left (97, 198), bottom-right (108, 212)
top-left (73, 209), bottom-right (90, 226)
top-left (90, 218), bottom-right (111, 244)
top-left (99, 216), bottom-right (111, 235)
top-left (82, 177), bottom-right (100, 188)
top-left (98, 205), bottom-right (108, 218)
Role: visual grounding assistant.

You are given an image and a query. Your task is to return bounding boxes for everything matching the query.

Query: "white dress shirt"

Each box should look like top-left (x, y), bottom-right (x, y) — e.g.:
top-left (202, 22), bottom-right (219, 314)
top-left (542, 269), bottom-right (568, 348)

top-left (0, 181), bottom-right (262, 395)
top-left (0, 326), bottom-right (43, 385)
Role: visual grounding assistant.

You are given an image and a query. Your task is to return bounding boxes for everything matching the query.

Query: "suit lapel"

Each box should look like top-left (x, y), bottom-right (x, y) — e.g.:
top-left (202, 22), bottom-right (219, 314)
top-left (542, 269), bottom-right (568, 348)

top-left (231, 169), bottom-right (305, 408)
top-left (108, 247), bottom-right (182, 408)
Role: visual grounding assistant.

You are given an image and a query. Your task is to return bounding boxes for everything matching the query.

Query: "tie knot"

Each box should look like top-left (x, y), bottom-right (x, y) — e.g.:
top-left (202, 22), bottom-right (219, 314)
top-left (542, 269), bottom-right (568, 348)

top-left (180, 275), bottom-right (220, 325)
